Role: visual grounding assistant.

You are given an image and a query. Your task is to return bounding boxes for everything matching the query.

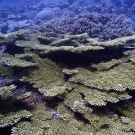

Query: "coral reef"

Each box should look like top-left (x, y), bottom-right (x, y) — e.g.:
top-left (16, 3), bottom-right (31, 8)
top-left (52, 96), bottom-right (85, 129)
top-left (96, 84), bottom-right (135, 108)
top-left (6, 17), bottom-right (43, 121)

top-left (39, 0), bottom-right (70, 8)
top-left (1, 54), bottom-right (38, 67)
top-left (69, 63), bottom-right (135, 91)
top-left (37, 13), bottom-right (134, 41)
top-left (1, 30), bottom-right (135, 135)
top-left (20, 57), bottom-right (65, 97)
top-left (0, 85), bottom-right (16, 100)
top-left (0, 110), bottom-right (31, 128)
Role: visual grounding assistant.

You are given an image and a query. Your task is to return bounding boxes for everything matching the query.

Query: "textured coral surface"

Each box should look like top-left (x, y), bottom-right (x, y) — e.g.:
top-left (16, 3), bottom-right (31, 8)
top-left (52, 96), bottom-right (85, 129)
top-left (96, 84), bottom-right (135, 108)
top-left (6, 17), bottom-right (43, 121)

top-left (0, 30), bottom-right (135, 135)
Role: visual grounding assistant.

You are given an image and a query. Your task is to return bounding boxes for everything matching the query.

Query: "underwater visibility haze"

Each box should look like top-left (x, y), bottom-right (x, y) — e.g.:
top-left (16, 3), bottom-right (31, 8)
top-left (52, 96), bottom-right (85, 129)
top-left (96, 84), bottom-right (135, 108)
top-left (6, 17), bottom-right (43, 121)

top-left (1, 0), bottom-right (135, 135)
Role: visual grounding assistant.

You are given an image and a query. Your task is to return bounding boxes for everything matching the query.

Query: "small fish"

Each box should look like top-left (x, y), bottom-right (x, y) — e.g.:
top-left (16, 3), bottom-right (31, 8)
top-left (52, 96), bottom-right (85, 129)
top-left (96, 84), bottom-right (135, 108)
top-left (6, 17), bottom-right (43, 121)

top-left (53, 113), bottom-right (61, 119)
top-left (123, 46), bottom-right (135, 49)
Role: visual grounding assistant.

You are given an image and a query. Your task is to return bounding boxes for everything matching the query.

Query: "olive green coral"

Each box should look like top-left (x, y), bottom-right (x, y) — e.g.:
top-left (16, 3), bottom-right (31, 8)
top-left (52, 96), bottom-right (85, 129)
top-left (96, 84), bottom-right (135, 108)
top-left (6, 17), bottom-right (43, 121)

top-left (64, 83), bottom-right (131, 107)
top-left (15, 33), bottom-right (104, 55)
top-left (0, 64), bottom-right (14, 77)
top-left (49, 33), bottom-right (88, 47)
top-left (1, 54), bottom-right (38, 67)
top-left (16, 92), bottom-right (31, 100)
top-left (0, 85), bottom-right (16, 99)
top-left (96, 114), bottom-right (135, 135)
top-left (16, 40), bottom-right (47, 50)
top-left (20, 58), bottom-right (65, 97)
top-left (0, 29), bottom-right (27, 45)
top-left (69, 63), bottom-right (135, 91)
top-left (38, 86), bottom-right (66, 97)
top-left (1, 29), bottom-right (135, 135)
top-left (0, 110), bottom-right (31, 128)
top-left (88, 34), bottom-right (135, 47)
top-left (11, 121), bottom-right (45, 135)
top-left (92, 59), bottom-right (122, 71)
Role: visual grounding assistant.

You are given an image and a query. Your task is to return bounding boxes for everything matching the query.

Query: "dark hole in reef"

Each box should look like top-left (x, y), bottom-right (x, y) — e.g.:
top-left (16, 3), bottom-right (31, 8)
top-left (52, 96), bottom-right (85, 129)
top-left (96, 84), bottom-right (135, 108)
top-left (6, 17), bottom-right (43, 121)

top-left (128, 90), bottom-right (135, 101)
top-left (41, 47), bottom-right (125, 69)
top-left (0, 119), bottom-right (31, 135)
top-left (12, 82), bottom-right (44, 110)
top-left (98, 102), bottom-right (123, 117)
top-left (74, 112), bottom-right (90, 124)
top-left (0, 126), bottom-right (11, 135)
top-left (6, 43), bottom-right (24, 55)
top-left (79, 93), bottom-right (85, 100)
top-left (38, 37), bottom-right (52, 45)
top-left (45, 96), bottom-right (64, 109)
top-left (100, 124), bottom-right (109, 129)
top-left (64, 74), bottom-right (70, 82)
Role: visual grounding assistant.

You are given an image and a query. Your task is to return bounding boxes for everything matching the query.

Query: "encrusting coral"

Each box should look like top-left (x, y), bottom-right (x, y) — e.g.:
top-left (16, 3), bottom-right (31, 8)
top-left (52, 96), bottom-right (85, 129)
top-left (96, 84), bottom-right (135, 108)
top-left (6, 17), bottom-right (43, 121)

top-left (1, 29), bottom-right (135, 135)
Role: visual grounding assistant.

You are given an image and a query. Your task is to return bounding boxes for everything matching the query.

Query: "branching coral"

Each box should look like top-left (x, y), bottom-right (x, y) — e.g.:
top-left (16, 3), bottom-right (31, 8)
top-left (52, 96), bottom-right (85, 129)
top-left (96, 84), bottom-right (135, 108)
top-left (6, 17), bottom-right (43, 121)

top-left (35, 13), bottom-right (134, 41)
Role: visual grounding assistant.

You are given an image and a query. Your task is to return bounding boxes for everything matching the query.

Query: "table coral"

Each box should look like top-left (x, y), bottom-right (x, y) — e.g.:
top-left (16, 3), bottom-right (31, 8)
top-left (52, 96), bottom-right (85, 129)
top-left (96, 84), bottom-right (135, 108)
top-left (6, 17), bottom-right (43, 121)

top-left (20, 57), bottom-right (65, 97)
top-left (0, 110), bottom-right (31, 128)
top-left (1, 29), bottom-right (135, 135)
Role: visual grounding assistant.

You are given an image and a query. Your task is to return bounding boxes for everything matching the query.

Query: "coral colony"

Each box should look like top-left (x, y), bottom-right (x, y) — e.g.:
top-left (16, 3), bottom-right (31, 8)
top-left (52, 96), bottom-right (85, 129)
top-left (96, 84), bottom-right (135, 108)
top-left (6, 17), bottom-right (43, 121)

top-left (0, 0), bottom-right (135, 135)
